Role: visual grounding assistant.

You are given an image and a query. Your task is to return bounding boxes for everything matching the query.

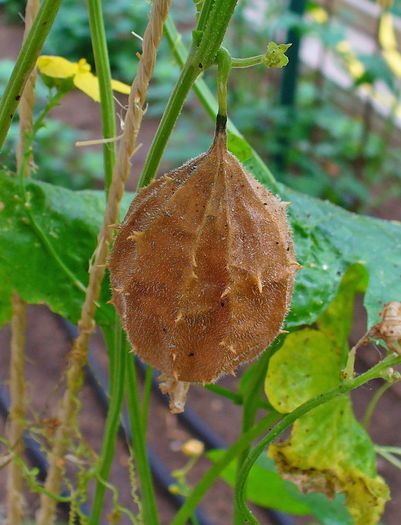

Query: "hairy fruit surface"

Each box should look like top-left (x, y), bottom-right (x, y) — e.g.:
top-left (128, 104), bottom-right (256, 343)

top-left (110, 124), bottom-right (298, 398)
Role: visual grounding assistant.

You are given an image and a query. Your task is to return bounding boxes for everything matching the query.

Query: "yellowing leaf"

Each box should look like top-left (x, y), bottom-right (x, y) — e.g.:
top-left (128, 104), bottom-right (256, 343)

top-left (111, 79), bottom-right (131, 95)
top-left (266, 266), bottom-right (365, 413)
top-left (73, 71), bottom-right (100, 102)
top-left (266, 267), bottom-right (389, 525)
top-left (265, 329), bottom-right (340, 413)
top-left (37, 55), bottom-right (78, 79)
top-left (269, 399), bottom-right (390, 525)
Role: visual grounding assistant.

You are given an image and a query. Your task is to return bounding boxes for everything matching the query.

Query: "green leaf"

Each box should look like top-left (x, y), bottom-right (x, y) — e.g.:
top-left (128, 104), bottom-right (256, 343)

top-left (281, 186), bottom-right (401, 329)
top-left (0, 171), bottom-right (131, 326)
top-left (207, 449), bottom-right (353, 524)
top-left (269, 399), bottom-right (390, 525)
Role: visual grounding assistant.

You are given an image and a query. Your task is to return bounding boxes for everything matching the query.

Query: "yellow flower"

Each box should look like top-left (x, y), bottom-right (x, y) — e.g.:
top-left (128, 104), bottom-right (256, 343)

top-left (37, 55), bottom-right (131, 102)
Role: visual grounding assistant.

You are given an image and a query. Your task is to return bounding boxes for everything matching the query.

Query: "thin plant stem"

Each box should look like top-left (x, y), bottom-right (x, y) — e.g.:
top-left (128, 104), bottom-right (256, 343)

top-left (36, 1), bottom-right (172, 522)
top-left (17, 91), bottom-right (87, 294)
top-left (377, 446), bottom-right (401, 456)
top-left (7, 292), bottom-right (27, 525)
top-left (89, 322), bottom-right (126, 525)
top-left (234, 350), bottom-right (270, 525)
top-left (126, 351), bottom-right (160, 525)
top-left (216, 47), bottom-right (232, 118)
top-left (204, 384), bottom-right (242, 404)
top-left (85, 0), bottom-right (123, 520)
top-left (376, 448), bottom-right (401, 470)
top-left (0, 0), bottom-right (61, 149)
top-left (233, 352), bottom-right (270, 525)
top-left (142, 366), bottom-right (153, 433)
top-left (87, 0), bottom-right (117, 194)
top-left (7, 2), bottom-right (40, 521)
top-left (231, 55), bottom-right (266, 68)
top-left (362, 381), bottom-right (394, 429)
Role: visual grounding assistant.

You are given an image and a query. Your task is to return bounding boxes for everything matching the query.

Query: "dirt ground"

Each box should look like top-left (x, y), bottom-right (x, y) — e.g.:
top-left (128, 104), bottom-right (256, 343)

top-left (1, 10), bottom-right (401, 525)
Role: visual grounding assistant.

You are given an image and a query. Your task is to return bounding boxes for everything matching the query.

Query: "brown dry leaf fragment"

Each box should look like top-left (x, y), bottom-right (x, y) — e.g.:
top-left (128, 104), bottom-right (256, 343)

top-left (158, 373), bottom-right (190, 414)
top-left (109, 122), bottom-right (297, 409)
top-left (369, 301), bottom-right (401, 353)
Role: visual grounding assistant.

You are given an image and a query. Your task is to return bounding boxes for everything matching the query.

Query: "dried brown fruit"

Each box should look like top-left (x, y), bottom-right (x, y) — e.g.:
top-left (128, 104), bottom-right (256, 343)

top-left (109, 117), bottom-right (298, 411)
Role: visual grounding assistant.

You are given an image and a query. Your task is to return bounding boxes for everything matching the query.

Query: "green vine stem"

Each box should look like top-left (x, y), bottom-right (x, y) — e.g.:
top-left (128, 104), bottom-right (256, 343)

top-left (233, 352), bottom-right (270, 525)
top-left (0, 0), bottom-right (61, 150)
top-left (126, 352), bottom-right (160, 525)
top-left (362, 381), bottom-right (394, 429)
top-left (137, 0), bottom-right (238, 188)
top-left (171, 354), bottom-right (401, 525)
top-left (163, 16), bottom-right (277, 189)
top-left (235, 353), bottom-right (401, 525)
top-left (85, 0), bottom-right (123, 520)
top-left (87, 0), bottom-right (117, 194)
top-left (89, 324), bottom-right (126, 525)
top-left (142, 366), bottom-right (153, 433)
top-left (216, 47), bottom-right (232, 119)
top-left (231, 55), bottom-right (268, 68)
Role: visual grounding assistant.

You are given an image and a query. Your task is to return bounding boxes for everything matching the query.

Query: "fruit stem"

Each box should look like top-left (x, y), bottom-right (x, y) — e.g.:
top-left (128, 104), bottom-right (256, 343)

top-left (216, 47), bottom-right (232, 122)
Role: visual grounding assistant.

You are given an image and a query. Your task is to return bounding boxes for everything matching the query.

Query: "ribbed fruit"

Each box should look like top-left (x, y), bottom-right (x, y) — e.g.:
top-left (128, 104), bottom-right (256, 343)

top-left (110, 121), bottom-right (298, 387)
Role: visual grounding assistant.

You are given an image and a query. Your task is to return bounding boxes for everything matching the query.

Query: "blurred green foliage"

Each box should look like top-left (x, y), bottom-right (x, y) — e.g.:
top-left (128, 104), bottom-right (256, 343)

top-left (1, 0), bottom-right (401, 210)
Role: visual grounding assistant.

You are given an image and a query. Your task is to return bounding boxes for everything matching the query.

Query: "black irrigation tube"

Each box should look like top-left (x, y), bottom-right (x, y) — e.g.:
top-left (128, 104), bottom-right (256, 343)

top-left (61, 318), bottom-right (296, 525)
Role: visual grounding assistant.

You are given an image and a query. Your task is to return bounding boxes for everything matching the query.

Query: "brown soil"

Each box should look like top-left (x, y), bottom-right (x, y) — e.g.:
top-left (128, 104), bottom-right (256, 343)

top-left (1, 10), bottom-right (401, 525)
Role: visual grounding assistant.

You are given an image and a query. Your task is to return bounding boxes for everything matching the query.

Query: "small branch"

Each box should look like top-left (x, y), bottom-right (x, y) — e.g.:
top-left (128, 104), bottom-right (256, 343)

top-left (7, 292), bottom-right (28, 525)
top-left (36, 1), bottom-right (172, 523)
top-left (7, 1), bottom-right (40, 523)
